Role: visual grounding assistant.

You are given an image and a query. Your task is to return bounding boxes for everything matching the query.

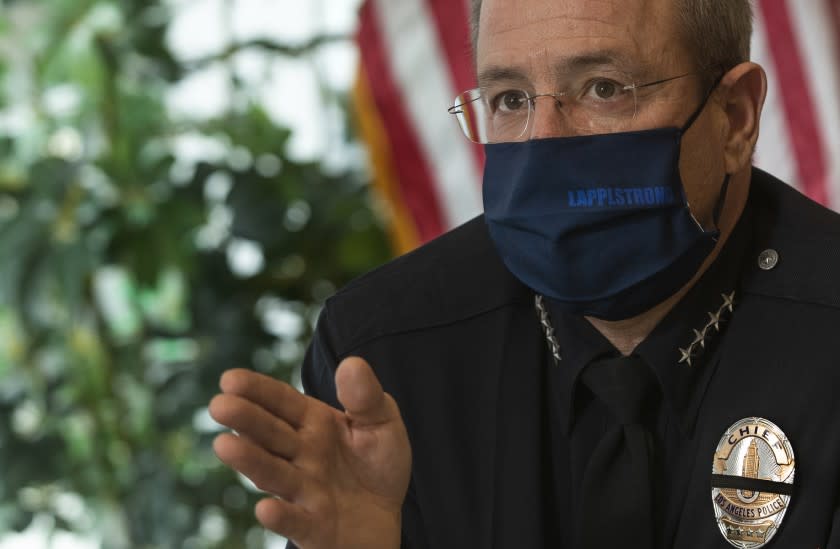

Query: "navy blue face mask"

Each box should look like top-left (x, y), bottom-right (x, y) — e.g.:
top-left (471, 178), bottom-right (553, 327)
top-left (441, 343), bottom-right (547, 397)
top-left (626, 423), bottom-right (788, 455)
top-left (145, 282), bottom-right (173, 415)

top-left (483, 96), bottom-right (729, 321)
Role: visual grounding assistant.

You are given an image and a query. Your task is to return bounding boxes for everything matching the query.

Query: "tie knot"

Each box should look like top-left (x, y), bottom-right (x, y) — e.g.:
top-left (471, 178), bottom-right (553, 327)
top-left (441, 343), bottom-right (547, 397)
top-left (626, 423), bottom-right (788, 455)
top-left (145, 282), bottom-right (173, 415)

top-left (580, 355), bottom-right (660, 425)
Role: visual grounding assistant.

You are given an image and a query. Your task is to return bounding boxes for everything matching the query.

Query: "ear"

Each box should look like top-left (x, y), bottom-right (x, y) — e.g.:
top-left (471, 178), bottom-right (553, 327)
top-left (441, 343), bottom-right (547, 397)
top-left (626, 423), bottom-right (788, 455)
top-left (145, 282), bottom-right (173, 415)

top-left (717, 62), bottom-right (768, 173)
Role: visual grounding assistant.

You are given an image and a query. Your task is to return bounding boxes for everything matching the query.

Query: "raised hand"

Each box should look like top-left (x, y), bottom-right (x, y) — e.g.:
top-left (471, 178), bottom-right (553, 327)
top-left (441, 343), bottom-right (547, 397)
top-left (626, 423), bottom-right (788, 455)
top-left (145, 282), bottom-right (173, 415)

top-left (209, 357), bottom-right (411, 549)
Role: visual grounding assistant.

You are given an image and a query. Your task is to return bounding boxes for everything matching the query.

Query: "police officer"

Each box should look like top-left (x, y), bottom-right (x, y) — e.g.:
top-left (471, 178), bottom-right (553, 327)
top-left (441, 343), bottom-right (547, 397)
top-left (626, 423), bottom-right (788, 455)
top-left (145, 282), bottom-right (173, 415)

top-left (209, 0), bottom-right (840, 547)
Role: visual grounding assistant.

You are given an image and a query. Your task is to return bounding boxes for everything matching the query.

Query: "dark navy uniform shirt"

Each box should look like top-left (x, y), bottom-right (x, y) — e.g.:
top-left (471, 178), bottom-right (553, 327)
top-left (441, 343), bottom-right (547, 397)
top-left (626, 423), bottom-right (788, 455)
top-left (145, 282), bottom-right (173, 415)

top-left (542, 194), bottom-right (753, 547)
top-left (295, 169), bottom-right (840, 548)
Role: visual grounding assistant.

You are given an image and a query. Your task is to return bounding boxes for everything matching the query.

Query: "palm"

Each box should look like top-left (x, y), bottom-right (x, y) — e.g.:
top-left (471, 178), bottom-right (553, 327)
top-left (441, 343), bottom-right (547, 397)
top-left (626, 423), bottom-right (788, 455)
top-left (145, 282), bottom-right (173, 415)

top-left (210, 358), bottom-right (411, 549)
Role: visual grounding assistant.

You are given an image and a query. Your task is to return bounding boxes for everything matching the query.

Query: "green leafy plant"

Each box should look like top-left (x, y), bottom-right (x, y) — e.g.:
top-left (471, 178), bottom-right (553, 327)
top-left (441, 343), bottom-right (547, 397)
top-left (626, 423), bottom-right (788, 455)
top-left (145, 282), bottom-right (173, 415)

top-left (0, 1), bottom-right (389, 546)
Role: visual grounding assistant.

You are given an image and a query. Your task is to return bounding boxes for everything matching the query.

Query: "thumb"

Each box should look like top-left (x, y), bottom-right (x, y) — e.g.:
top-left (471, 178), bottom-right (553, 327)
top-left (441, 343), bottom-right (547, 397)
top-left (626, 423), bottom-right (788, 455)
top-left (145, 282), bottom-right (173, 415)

top-left (335, 356), bottom-right (397, 427)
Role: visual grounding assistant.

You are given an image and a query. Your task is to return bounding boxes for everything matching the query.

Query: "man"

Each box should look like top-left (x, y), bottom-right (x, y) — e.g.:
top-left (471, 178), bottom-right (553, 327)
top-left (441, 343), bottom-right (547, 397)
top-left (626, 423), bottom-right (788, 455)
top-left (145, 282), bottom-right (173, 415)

top-left (209, 0), bottom-right (840, 547)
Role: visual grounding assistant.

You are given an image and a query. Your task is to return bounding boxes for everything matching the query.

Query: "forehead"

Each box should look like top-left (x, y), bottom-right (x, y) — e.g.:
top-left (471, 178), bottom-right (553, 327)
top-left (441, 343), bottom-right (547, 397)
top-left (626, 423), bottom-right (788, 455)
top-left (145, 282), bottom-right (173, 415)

top-left (476, 0), bottom-right (689, 79)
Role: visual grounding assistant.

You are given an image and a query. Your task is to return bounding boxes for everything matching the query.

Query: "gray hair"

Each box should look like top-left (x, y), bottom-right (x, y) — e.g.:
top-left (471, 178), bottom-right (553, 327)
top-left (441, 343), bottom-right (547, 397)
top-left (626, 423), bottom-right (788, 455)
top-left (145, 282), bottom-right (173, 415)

top-left (469, 0), bottom-right (753, 83)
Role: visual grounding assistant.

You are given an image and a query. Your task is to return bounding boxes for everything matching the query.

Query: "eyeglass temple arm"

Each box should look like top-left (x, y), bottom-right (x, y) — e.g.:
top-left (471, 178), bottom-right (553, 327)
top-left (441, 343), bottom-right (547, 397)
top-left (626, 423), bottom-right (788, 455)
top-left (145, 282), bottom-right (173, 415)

top-left (628, 65), bottom-right (726, 91)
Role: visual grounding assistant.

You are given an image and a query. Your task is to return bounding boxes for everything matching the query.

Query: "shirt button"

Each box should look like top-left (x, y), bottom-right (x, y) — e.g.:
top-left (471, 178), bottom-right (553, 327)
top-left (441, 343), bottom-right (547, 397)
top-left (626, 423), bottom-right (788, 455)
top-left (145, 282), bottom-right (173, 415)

top-left (758, 249), bottom-right (779, 271)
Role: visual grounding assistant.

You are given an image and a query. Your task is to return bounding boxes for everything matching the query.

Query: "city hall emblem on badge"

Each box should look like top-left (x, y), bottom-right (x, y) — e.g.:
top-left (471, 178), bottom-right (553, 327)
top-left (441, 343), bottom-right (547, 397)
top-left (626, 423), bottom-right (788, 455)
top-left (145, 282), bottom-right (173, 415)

top-left (711, 417), bottom-right (795, 548)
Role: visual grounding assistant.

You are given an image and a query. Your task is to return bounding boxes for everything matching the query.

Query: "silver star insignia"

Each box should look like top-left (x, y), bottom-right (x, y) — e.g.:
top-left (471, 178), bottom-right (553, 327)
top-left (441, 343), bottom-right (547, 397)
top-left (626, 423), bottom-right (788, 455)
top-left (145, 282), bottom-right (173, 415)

top-left (678, 346), bottom-right (694, 366)
top-left (706, 310), bottom-right (722, 331)
top-left (692, 328), bottom-right (707, 348)
top-left (721, 291), bottom-right (736, 313)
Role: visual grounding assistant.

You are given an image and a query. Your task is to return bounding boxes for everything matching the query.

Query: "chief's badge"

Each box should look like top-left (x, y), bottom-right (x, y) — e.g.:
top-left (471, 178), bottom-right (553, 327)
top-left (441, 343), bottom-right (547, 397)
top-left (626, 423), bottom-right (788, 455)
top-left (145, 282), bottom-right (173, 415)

top-left (711, 417), bottom-right (795, 548)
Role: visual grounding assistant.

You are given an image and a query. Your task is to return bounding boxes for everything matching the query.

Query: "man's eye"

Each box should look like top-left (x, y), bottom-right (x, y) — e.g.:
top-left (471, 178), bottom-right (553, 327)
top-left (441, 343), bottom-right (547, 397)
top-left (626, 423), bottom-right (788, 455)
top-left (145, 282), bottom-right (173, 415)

top-left (493, 91), bottom-right (528, 112)
top-left (586, 79), bottom-right (624, 100)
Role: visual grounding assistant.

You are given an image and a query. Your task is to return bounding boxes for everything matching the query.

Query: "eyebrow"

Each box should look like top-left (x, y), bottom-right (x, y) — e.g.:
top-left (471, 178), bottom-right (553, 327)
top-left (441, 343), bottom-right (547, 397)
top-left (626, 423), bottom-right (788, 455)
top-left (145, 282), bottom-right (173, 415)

top-left (477, 50), bottom-right (642, 87)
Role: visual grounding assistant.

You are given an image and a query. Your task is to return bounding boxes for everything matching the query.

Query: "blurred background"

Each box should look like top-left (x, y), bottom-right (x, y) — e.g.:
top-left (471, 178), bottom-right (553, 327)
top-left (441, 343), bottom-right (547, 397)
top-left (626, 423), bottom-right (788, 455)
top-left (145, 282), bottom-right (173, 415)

top-left (0, 0), bottom-right (388, 547)
top-left (0, 0), bottom-right (837, 548)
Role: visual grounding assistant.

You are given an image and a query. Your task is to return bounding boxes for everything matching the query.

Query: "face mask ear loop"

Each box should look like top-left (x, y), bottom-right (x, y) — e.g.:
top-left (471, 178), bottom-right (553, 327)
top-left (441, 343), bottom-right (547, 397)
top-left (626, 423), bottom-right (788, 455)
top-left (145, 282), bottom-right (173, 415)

top-left (710, 174), bottom-right (732, 232)
top-left (683, 70), bottom-right (729, 237)
top-left (679, 71), bottom-right (727, 133)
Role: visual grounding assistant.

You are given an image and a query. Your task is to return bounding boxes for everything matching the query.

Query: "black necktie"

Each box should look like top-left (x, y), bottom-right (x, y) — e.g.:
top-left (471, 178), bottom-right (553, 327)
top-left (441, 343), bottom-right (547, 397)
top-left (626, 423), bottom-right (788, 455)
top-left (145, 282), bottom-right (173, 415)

top-left (579, 355), bottom-right (660, 549)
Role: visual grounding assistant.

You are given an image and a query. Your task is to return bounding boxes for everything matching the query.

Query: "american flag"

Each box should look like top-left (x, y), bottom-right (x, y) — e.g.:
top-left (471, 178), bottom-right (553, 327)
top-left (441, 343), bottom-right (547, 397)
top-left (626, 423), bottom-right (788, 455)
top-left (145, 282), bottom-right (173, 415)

top-left (354, 0), bottom-right (840, 254)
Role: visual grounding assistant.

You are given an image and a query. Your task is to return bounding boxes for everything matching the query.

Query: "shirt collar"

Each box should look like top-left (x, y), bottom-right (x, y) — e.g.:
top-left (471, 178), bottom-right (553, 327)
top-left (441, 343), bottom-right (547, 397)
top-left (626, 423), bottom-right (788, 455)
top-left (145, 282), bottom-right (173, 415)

top-left (545, 202), bottom-right (754, 437)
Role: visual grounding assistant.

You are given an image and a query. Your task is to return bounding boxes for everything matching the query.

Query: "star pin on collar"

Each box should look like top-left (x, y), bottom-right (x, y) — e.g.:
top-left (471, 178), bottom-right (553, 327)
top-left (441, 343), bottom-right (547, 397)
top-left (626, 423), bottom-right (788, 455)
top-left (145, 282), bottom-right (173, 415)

top-left (706, 310), bottom-right (722, 331)
top-left (692, 329), bottom-right (707, 349)
top-left (678, 291), bottom-right (736, 366)
top-left (722, 291), bottom-right (736, 313)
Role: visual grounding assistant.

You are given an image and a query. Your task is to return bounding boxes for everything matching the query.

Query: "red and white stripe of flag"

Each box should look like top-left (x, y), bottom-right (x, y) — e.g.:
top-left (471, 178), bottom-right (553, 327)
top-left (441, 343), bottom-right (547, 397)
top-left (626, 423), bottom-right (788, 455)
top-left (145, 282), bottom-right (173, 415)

top-left (355, 0), bottom-right (483, 252)
top-left (355, 0), bottom-right (840, 253)
top-left (753, 0), bottom-right (840, 209)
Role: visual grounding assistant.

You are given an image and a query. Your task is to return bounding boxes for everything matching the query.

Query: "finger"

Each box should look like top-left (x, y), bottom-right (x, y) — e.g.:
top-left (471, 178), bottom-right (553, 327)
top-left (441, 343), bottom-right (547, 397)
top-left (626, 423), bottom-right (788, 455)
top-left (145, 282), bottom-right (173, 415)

top-left (335, 357), bottom-right (398, 427)
top-left (255, 497), bottom-right (314, 543)
top-left (209, 394), bottom-right (300, 459)
top-left (213, 432), bottom-right (303, 500)
top-left (219, 368), bottom-right (307, 428)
